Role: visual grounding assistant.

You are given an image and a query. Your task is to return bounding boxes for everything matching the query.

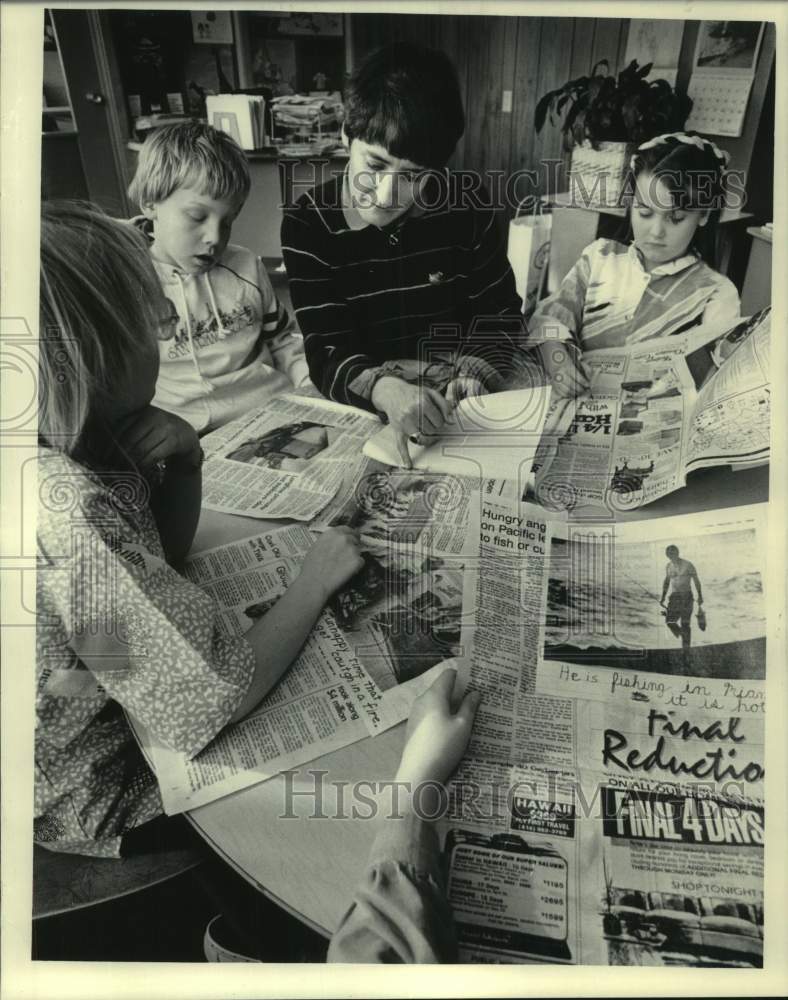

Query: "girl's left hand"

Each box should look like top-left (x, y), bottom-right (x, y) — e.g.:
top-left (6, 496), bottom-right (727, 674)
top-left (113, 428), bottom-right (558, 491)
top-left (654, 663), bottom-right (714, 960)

top-left (117, 406), bottom-right (201, 471)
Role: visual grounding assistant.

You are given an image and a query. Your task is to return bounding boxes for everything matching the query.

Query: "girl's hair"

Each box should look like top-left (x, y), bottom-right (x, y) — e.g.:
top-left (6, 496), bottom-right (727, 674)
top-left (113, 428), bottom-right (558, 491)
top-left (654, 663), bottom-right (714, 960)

top-left (39, 200), bottom-right (164, 456)
top-left (343, 42), bottom-right (465, 169)
top-left (128, 120), bottom-right (251, 208)
top-left (623, 132), bottom-right (730, 262)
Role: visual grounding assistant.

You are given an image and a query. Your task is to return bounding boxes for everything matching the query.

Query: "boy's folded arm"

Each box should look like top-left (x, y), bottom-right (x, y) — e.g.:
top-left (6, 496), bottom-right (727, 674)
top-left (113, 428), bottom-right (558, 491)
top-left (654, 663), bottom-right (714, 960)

top-left (281, 212), bottom-right (379, 409)
top-left (254, 259), bottom-right (311, 387)
top-left (266, 304), bottom-right (312, 388)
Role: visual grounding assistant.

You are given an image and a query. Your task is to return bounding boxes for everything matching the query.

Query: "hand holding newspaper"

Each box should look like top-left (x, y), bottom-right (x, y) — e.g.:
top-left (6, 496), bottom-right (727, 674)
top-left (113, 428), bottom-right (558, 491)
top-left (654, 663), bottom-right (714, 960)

top-left (534, 309), bottom-right (771, 511)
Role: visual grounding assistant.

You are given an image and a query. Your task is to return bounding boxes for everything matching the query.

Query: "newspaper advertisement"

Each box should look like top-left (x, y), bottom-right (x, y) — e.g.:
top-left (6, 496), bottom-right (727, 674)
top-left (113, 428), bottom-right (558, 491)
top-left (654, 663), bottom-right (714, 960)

top-left (140, 525), bottom-right (376, 814)
top-left (199, 392), bottom-right (380, 521)
top-left (575, 697), bottom-right (764, 967)
top-left (437, 480), bottom-right (593, 963)
top-left (436, 485), bottom-right (765, 964)
top-left (534, 310), bottom-right (771, 512)
top-left (536, 503), bottom-right (766, 713)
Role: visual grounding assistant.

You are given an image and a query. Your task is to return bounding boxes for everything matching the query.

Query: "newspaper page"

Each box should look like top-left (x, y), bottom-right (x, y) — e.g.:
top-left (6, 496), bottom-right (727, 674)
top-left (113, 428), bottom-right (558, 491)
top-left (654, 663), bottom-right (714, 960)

top-left (318, 465), bottom-right (484, 730)
top-left (199, 392), bottom-right (380, 521)
top-left (574, 697), bottom-right (764, 967)
top-left (535, 504), bottom-right (766, 714)
top-left (437, 486), bottom-right (765, 965)
top-left (684, 309), bottom-right (771, 473)
top-left (437, 480), bottom-right (595, 963)
top-left (140, 525), bottom-right (376, 813)
top-left (534, 313), bottom-right (771, 511)
top-left (139, 492), bottom-right (479, 812)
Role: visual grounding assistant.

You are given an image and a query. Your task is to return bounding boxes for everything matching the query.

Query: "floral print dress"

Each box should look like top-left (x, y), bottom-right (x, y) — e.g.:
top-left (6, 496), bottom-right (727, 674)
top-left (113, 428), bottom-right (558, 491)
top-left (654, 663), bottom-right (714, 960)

top-left (35, 448), bottom-right (254, 857)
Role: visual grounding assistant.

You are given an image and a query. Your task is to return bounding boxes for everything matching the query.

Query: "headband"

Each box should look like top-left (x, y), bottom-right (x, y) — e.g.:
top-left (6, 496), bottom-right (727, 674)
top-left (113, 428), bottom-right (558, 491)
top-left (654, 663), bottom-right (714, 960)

top-left (630, 133), bottom-right (731, 171)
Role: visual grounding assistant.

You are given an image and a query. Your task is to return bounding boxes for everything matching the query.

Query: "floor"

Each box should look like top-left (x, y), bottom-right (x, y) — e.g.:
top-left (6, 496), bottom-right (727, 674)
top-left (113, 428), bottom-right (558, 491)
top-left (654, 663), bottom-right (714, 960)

top-left (32, 854), bottom-right (329, 963)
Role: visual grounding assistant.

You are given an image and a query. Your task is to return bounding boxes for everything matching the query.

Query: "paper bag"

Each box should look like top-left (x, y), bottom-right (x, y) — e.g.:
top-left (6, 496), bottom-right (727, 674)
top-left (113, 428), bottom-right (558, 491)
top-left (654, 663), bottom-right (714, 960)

top-left (507, 207), bottom-right (552, 319)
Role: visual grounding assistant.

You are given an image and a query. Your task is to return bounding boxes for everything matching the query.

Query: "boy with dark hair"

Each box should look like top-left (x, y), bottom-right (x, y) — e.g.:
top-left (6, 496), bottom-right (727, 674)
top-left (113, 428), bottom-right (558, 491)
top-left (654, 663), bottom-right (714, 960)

top-left (281, 42), bottom-right (525, 466)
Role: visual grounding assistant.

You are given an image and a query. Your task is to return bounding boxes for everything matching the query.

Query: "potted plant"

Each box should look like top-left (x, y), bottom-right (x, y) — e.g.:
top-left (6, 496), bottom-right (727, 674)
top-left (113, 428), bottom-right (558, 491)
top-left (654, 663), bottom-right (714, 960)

top-left (535, 60), bottom-right (693, 208)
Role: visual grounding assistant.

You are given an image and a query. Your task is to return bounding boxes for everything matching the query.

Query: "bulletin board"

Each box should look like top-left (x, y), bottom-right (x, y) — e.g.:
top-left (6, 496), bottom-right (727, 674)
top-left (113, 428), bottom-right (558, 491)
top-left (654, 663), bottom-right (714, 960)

top-left (237, 12), bottom-right (347, 96)
top-left (108, 9), bottom-right (238, 118)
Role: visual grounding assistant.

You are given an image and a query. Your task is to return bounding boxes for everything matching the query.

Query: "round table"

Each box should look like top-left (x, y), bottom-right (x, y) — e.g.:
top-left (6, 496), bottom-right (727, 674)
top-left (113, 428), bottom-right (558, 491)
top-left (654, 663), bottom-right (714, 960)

top-left (170, 463), bottom-right (770, 936)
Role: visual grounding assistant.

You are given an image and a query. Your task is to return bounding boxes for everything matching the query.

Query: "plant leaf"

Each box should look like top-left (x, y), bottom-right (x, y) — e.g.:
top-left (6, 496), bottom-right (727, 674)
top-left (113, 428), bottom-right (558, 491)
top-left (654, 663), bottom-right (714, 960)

top-left (534, 92), bottom-right (554, 132)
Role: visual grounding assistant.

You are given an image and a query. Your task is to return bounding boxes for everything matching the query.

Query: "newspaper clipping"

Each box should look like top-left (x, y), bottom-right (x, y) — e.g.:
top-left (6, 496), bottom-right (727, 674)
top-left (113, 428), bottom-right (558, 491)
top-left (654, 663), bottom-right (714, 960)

top-left (536, 504), bottom-right (766, 713)
top-left (199, 392), bottom-right (380, 520)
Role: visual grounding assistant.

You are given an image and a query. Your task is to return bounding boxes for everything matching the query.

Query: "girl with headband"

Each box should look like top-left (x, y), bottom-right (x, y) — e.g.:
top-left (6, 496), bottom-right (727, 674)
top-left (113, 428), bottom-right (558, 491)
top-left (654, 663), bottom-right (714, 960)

top-left (529, 132), bottom-right (741, 397)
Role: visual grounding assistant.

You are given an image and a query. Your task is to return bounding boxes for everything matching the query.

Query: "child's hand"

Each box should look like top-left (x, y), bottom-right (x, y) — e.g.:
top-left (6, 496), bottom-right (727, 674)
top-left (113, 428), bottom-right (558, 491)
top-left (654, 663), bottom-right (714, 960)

top-left (371, 377), bottom-right (452, 468)
top-left (300, 526), bottom-right (365, 599)
top-left (395, 669), bottom-right (481, 788)
top-left (446, 376), bottom-right (487, 408)
top-left (117, 406), bottom-right (201, 471)
top-left (539, 342), bottom-right (590, 398)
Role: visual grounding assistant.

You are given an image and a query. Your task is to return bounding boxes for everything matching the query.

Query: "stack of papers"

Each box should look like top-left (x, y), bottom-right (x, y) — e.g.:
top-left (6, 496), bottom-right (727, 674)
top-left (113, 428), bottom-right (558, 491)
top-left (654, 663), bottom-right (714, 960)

top-left (269, 92), bottom-right (343, 147)
top-left (206, 94), bottom-right (265, 150)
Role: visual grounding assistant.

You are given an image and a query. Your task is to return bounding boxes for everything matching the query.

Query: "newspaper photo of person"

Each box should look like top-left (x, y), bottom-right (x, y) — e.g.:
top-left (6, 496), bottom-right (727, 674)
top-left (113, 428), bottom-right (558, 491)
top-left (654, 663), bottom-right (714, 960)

top-left (660, 545), bottom-right (704, 658)
top-left (543, 527), bottom-right (765, 680)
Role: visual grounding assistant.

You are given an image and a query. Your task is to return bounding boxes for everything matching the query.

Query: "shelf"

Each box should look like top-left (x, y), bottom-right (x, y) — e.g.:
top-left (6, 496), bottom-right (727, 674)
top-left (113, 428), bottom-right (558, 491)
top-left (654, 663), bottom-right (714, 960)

top-left (746, 225), bottom-right (772, 244)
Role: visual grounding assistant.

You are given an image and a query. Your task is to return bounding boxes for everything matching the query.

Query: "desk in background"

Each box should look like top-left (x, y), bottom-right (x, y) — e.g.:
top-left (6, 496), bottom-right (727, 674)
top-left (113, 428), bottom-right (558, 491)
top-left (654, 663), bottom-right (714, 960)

top-left (741, 226), bottom-right (773, 316)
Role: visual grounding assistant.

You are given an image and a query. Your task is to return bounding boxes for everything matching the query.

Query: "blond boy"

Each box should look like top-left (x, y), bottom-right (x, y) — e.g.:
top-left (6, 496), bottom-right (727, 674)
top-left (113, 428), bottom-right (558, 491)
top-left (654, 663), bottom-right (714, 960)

top-left (129, 122), bottom-right (310, 432)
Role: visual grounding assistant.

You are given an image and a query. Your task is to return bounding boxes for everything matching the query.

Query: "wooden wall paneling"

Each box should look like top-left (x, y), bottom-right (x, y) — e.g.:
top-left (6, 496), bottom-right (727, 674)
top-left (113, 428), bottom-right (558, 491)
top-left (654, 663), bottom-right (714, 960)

top-left (433, 14), bottom-right (471, 170)
top-left (493, 16), bottom-right (519, 178)
top-left (528, 18), bottom-right (576, 204)
top-left (568, 18), bottom-right (595, 77)
top-left (616, 18), bottom-right (631, 70)
top-left (463, 15), bottom-right (515, 182)
top-left (508, 17), bottom-right (545, 208)
top-left (590, 17), bottom-right (625, 76)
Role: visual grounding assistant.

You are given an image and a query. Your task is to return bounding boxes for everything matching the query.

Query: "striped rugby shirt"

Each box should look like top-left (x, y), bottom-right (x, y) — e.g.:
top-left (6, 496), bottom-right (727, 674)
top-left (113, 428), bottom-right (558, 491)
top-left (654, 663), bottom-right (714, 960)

top-left (281, 172), bottom-right (524, 410)
top-left (529, 238), bottom-right (740, 351)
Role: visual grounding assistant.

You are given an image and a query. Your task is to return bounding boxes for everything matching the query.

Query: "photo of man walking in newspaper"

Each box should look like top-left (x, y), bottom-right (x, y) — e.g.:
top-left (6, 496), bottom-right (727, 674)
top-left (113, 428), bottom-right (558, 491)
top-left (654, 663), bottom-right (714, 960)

top-left (542, 526), bottom-right (764, 680)
top-left (660, 545), bottom-right (704, 657)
